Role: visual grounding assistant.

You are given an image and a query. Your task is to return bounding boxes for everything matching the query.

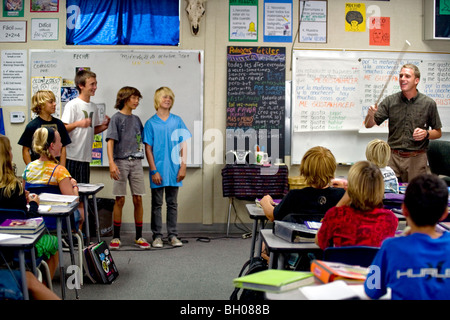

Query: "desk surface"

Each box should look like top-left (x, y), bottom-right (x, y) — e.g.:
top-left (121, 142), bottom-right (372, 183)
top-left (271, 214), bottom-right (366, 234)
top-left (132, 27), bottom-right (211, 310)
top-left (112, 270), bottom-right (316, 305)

top-left (245, 204), bottom-right (266, 219)
top-left (77, 183), bottom-right (104, 194)
top-left (39, 202), bottom-right (78, 215)
top-left (261, 229), bottom-right (318, 251)
top-left (0, 228), bottom-right (44, 248)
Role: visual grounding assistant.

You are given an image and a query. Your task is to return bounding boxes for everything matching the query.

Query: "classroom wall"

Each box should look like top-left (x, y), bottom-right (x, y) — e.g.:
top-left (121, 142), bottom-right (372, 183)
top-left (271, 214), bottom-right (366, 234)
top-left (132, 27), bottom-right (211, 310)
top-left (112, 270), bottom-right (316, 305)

top-left (2, 0), bottom-right (449, 232)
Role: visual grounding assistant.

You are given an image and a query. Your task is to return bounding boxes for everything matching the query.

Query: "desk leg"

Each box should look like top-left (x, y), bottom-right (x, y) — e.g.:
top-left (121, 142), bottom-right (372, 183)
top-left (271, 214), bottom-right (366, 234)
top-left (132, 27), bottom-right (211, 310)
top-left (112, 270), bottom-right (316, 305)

top-left (226, 197), bottom-right (234, 237)
top-left (82, 195), bottom-right (90, 245)
top-left (249, 220), bottom-right (258, 259)
top-left (255, 219), bottom-right (265, 259)
top-left (18, 250), bottom-right (29, 300)
top-left (269, 252), bottom-right (276, 269)
top-left (56, 218), bottom-right (65, 300)
top-left (65, 216), bottom-right (79, 300)
top-left (92, 194), bottom-right (101, 243)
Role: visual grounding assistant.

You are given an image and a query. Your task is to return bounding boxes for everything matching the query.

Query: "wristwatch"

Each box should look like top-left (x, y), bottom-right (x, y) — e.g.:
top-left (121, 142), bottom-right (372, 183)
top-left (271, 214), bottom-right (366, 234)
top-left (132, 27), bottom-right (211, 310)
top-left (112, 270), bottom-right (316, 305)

top-left (150, 170), bottom-right (158, 176)
top-left (425, 131), bottom-right (430, 140)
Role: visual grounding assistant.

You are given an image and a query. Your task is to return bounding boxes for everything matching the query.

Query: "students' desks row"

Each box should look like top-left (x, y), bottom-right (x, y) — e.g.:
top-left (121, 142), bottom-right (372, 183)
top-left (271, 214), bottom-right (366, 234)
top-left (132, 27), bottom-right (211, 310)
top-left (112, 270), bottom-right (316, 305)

top-left (246, 203), bottom-right (406, 270)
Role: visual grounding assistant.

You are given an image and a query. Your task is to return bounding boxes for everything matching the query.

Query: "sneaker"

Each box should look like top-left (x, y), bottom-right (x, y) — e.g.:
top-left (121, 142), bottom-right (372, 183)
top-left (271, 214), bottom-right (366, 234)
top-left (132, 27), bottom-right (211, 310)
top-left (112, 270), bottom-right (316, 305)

top-left (135, 237), bottom-right (151, 249)
top-left (109, 238), bottom-right (121, 250)
top-left (152, 237), bottom-right (163, 248)
top-left (170, 236), bottom-right (183, 247)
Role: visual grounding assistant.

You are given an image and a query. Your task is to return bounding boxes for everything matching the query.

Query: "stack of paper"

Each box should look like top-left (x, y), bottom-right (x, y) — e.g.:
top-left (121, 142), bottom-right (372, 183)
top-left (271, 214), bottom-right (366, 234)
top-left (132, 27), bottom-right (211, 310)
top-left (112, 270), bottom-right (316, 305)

top-left (38, 193), bottom-right (79, 208)
top-left (0, 217), bottom-right (45, 234)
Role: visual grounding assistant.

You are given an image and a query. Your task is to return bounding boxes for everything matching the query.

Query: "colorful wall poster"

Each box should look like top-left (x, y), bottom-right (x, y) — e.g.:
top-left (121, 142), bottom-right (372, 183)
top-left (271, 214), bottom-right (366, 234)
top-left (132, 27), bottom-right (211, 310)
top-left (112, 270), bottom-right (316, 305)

top-left (369, 16), bottom-right (390, 46)
top-left (345, 3), bottom-right (366, 32)
top-left (263, 0), bottom-right (292, 42)
top-left (229, 0), bottom-right (258, 41)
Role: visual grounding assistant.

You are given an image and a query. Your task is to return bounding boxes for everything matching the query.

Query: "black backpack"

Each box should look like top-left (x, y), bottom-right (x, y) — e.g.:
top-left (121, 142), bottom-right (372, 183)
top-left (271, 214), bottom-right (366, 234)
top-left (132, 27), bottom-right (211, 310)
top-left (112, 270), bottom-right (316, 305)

top-left (230, 257), bottom-right (268, 300)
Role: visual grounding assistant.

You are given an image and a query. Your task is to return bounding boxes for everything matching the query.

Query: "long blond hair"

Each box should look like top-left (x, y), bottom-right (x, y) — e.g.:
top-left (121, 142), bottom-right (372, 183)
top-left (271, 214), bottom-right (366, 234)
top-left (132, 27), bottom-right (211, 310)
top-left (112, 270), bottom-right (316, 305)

top-left (347, 161), bottom-right (384, 211)
top-left (32, 127), bottom-right (58, 164)
top-left (0, 135), bottom-right (23, 198)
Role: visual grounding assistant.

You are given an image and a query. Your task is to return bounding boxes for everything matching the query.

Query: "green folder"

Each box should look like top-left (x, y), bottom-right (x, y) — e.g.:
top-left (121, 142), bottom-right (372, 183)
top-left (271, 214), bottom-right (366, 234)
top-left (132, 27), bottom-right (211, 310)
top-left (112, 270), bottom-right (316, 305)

top-left (233, 269), bottom-right (314, 293)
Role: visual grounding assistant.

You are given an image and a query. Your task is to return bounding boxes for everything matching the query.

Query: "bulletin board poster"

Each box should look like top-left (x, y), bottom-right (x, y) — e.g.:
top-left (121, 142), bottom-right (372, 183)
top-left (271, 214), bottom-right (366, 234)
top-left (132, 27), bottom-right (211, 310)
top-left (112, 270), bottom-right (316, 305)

top-left (226, 46), bottom-right (286, 159)
top-left (263, 0), bottom-right (293, 43)
top-left (345, 2), bottom-right (366, 32)
top-left (369, 16), bottom-right (390, 46)
top-left (3, 0), bottom-right (24, 17)
top-left (229, 0), bottom-right (258, 42)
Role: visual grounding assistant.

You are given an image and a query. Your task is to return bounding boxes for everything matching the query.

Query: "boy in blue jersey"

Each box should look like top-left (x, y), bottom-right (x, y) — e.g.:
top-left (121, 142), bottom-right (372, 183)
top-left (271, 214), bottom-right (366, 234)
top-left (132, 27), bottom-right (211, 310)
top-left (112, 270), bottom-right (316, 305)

top-left (143, 87), bottom-right (191, 248)
top-left (364, 174), bottom-right (450, 300)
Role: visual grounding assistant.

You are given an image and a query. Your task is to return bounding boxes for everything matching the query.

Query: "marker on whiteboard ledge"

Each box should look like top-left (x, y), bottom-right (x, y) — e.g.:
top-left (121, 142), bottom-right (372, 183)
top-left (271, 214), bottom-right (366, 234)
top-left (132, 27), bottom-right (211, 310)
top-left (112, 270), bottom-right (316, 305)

top-left (338, 162), bottom-right (354, 166)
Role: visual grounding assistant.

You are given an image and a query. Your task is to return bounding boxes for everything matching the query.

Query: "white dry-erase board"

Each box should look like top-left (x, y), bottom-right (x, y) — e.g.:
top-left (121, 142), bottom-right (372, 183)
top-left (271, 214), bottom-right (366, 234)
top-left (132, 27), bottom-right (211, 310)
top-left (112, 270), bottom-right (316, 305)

top-left (291, 49), bottom-right (450, 164)
top-left (29, 49), bottom-right (204, 167)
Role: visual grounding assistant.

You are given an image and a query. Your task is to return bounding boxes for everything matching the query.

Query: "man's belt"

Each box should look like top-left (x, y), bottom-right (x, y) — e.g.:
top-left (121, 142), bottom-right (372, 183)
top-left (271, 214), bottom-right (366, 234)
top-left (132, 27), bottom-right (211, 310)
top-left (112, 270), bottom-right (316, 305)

top-left (392, 149), bottom-right (426, 158)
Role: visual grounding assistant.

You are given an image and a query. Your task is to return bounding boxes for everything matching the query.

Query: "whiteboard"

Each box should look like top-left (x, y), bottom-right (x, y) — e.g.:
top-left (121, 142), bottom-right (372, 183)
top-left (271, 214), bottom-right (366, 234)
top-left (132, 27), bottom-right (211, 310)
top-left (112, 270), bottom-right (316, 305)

top-left (291, 49), bottom-right (450, 164)
top-left (29, 49), bottom-right (204, 167)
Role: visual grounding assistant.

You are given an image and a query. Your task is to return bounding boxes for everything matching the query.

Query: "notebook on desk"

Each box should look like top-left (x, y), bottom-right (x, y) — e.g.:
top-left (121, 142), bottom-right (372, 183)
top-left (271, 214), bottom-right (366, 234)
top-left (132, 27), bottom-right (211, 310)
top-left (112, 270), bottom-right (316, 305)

top-left (273, 220), bottom-right (318, 242)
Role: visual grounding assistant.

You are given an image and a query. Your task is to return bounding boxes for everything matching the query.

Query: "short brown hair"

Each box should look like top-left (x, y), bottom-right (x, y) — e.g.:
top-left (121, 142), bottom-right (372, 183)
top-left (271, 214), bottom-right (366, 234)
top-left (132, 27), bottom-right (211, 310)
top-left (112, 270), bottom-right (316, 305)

top-left (75, 69), bottom-right (96, 93)
top-left (347, 161), bottom-right (384, 211)
top-left (300, 146), bottom-right (337, 189)
top-left (114, 86), bottom-right (142, 110)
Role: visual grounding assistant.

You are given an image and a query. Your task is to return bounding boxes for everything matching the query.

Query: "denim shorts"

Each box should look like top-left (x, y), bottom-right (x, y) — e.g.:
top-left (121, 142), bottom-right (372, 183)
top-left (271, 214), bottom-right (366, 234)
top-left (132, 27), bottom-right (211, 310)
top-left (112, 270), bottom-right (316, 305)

top-left (112, 158), bottom-right (146, 196)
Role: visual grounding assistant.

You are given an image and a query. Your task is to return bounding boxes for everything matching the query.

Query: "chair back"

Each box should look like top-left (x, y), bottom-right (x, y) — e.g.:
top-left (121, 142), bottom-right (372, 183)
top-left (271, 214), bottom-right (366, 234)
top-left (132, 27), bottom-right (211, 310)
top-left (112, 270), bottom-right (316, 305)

top-left (0, 208), bottom-right (27, 224)
top-left (323, 246), bottom-right (379, 267)
top-left (427, 140), bottom-right (450, 177)
top-left (24, 184), bottom-right (62, 230)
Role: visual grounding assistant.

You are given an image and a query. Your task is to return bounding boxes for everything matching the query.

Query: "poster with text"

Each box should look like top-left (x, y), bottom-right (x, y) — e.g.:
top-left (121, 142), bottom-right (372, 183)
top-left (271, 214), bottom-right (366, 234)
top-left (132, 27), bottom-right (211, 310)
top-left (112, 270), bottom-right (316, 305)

top-left (229, 0), bottom-right (258, 42)
top-left (263, 0), bottom-right (292, 42)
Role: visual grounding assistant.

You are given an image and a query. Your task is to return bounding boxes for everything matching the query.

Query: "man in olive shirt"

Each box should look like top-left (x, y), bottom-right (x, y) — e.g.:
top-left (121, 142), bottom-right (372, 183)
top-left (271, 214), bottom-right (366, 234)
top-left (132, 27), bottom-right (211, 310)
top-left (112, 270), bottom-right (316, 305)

top-left (365, 64), bottom-right (442, 182)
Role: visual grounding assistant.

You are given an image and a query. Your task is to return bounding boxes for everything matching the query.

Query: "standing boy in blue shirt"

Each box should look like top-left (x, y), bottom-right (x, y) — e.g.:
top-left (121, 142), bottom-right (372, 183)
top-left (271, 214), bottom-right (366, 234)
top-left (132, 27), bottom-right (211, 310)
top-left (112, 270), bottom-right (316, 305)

top-left (364, 174), bottom-right (450, 300)
top-left (106, 86), bottom-right (149, 250)
top-left (143, 87), bottom-right (191, 248)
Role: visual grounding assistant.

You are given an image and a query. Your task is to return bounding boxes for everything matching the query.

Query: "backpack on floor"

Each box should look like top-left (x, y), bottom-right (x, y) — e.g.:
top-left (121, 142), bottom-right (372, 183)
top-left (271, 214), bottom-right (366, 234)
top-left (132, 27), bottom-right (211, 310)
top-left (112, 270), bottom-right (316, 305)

top-left (230, 257), bottom-right (268, 300)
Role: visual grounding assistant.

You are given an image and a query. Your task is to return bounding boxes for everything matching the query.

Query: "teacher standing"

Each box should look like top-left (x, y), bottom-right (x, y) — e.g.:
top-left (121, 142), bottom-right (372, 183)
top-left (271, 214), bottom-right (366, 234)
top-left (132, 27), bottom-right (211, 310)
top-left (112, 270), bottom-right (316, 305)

top-left (364, 64), bottom-right (442, 183)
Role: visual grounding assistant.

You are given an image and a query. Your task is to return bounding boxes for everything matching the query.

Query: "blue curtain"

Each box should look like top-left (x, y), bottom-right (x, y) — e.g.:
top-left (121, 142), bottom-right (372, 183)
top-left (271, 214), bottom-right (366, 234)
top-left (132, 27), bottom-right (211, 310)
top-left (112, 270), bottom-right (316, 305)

top-left (66, 0), bottom-right (179, 45)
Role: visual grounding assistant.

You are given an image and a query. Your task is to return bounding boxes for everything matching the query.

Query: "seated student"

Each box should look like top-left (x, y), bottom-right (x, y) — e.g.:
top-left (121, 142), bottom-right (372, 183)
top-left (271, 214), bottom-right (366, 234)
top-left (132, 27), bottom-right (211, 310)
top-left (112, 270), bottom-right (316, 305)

top-left (0, 270), bottom-right (60, 300)
top-left (365, 174), bottom-right (450, 300)
top-left (366, 139), bottom-right (399, 194)
top-left (315, 161), bottom-right (398, 250)
top-left (22, 127), bottom-right (83, 229)
top-left (0, 134), bottom-right (59, 280)
top-left (260, 146), bottom-right (345, 223)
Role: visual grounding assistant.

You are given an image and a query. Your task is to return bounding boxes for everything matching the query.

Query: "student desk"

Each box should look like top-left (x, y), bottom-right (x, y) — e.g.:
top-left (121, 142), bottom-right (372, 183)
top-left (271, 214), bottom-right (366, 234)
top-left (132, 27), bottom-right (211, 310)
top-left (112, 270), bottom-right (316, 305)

top-left (77, 183), bottom-right (104, 244)
top-left (260, 229), bottom-right (321, 270)
top-left (39, 203), bottom-right (79, 300)
top-left (245, 204), bottom-right (268, 260)
top-left (0, 229), bottom-right (44, 300)
top-left (221, 165), bottom-right (288, 236)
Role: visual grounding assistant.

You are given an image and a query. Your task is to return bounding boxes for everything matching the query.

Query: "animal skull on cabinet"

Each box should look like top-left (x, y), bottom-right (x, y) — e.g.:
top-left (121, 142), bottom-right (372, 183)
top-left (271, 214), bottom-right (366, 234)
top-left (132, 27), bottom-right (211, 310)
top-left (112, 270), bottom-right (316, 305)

top-left (185, 0), bottom-right (206, 36)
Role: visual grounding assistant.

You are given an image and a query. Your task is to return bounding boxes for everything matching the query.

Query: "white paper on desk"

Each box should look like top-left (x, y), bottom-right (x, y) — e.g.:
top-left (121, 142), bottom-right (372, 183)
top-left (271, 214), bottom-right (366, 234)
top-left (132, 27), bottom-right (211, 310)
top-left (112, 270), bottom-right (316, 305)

top-left (38, 205), bottom-right (51, 213)
top-left (300, 280), bottom-right (359, 300)
top-left (76, 183), bottom-right (104, 192)
top-left (0, 233), bottom-right (21, 242)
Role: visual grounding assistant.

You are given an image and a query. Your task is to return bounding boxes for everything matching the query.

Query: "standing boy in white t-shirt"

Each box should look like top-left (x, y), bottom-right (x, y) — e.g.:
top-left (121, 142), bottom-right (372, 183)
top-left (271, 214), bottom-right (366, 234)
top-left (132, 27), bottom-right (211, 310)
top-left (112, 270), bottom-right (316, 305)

top-left (61, 69), bottom-right (110, 183)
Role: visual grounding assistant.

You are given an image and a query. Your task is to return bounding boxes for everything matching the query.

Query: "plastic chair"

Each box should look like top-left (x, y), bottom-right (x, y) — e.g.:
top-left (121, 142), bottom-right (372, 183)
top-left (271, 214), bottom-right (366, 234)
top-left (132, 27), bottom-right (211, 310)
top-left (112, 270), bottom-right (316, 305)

top-left (427, 140), bottom-right (450, 186)
top-left (323, 246), bottom-right (379, 267)
top-left (0, 208), bottom-right (52, 289)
